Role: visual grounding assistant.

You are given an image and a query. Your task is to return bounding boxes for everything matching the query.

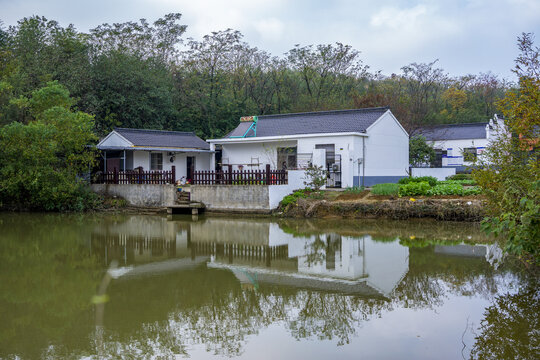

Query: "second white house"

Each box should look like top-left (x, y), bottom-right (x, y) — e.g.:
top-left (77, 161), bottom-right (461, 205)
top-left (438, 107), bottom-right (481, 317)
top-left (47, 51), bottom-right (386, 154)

top-left (208, 107), bottom-right (409, 187)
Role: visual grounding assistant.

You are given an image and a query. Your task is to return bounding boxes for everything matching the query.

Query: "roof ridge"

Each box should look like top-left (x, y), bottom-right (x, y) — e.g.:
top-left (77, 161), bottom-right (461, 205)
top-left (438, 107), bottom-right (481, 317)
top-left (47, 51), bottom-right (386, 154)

top-left (115, 127), bottom-right (196, 136)
top-left (257, 107), bottom-right (389, 120)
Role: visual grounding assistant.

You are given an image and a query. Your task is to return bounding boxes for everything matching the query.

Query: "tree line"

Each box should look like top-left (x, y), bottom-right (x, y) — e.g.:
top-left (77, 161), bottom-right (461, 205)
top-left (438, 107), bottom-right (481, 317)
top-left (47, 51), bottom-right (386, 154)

top-left (0, 13), bottom-right (510, 139)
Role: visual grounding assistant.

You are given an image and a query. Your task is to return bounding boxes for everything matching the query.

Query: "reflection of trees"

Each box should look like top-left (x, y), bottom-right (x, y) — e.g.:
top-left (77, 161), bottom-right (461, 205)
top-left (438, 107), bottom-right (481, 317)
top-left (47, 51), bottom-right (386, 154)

top-left (0, 213), bottom-right (102, 359)
top-left (471, 283), bottom-right (540, 360)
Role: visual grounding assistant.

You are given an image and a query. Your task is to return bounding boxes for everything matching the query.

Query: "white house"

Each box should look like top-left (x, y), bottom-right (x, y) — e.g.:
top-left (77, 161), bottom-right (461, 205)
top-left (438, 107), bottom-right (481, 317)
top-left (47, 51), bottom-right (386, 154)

top-left (207, 107), bottom-right (409, 187)
top-left (97, 128), bottom-right (213, 181)
top-left (417, 115), bottom-right (506, 171)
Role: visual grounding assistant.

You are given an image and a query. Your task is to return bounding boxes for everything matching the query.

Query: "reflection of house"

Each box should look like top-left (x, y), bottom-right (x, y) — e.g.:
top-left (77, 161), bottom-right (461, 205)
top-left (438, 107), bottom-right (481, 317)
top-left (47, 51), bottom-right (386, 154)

top-left (97, 128), bottom-right (212, 181)
top-left (190, 218), bottom-right (410, 297)
top-left (418, 115), bottom-right (506, 171)
top-left (207, 107), bottom-right (409, 187)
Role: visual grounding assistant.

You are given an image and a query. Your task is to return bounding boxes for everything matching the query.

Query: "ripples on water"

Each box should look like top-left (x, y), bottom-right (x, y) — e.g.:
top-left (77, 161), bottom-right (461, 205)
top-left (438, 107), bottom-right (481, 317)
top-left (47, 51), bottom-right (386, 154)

top-left (0, 213), bottom-right (537, 359)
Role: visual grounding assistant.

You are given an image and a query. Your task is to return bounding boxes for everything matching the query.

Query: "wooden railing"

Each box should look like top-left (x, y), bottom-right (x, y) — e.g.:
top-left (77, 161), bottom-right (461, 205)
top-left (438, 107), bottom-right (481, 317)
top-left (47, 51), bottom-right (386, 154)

top-left (92, 166), bottom-right (175, 185)
top-left (193, 164), bottom-right (287, 185)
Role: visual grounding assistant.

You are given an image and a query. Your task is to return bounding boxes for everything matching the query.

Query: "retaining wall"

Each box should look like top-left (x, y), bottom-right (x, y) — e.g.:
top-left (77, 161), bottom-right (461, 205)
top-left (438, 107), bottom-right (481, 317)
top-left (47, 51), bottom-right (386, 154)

top-left (91, 184), bottom-right (177, 207)
top-left (191, 170), bottom-right (306, 212)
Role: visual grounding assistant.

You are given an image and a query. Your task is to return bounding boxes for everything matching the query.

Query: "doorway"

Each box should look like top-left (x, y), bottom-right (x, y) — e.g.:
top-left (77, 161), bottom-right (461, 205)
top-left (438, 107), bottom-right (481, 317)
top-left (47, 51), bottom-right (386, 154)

top-left (187, 156), bottom-right (196, 181)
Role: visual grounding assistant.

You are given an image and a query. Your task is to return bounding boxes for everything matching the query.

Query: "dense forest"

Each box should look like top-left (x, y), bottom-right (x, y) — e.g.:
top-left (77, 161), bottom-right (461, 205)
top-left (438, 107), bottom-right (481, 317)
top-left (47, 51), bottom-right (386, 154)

top-left (0, 13), bottom-right (510, 139)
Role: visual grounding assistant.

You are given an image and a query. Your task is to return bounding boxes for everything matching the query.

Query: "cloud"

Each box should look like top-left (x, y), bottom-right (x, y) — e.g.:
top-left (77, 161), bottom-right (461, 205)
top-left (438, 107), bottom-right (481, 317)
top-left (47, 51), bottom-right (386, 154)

top-left (252, 18), bottom-right (285, 42)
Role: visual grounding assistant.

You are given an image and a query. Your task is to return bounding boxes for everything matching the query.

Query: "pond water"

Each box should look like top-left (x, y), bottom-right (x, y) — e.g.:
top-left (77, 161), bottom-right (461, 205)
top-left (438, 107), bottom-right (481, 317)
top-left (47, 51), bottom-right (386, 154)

top-left (0, 213), bottom-right (538, 360)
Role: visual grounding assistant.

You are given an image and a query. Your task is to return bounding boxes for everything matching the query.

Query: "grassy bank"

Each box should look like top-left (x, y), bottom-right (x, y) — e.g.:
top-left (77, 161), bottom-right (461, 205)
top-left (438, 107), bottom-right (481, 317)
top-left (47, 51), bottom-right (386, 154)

top-left (277, 190), bottom-right (486, 221)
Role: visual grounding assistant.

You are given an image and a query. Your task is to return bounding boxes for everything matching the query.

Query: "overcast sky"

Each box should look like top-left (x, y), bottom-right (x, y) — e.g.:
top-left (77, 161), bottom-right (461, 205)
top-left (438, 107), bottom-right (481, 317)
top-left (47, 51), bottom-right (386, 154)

top-left (2, 0), bottom-right (539, 80)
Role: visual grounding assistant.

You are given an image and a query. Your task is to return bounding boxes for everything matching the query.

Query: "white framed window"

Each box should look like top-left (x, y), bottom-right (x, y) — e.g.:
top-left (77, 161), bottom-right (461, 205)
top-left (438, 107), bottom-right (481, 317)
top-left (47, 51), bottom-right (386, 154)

top-left (150, 153), bottom-right (163, 170)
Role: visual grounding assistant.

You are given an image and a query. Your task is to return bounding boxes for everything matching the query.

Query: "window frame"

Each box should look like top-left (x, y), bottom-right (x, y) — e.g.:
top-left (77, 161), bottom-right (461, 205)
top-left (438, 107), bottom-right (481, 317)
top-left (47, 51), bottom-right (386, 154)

top-left (150, 152), bottom-right (163, 171)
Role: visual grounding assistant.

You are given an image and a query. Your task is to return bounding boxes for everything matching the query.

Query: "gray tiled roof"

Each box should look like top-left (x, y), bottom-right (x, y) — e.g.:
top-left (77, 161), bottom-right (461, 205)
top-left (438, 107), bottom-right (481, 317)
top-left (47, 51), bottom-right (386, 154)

top-left (115, 128), bottom-right (210, 150)
top-left (418, 122), bottom-right (488, 141)
top-left (226, 107), bottom-right (389, 138)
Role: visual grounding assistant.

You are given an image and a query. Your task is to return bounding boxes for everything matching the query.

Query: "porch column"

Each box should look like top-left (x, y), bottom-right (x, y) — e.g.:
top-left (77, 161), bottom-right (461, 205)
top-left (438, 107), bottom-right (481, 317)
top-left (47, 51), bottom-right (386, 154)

top-left (210, 143), bottom-right (216, 171)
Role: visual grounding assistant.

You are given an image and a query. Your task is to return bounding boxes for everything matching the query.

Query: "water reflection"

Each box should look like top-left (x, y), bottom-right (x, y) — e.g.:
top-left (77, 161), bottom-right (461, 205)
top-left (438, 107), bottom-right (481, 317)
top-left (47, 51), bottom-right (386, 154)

top-left (0, 213), bottom-right (534, 360)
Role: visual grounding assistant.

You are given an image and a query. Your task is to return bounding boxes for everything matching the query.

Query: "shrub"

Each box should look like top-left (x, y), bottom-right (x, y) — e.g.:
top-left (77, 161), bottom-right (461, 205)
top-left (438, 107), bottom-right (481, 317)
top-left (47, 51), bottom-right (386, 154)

top-left (280, 189), bottom-right (309, 207)
top-left (438, 179), bottom-right (477, 186)
top-left (371, 183), bottom-right (400, 196)
top-left (447, 174), bottom-right (472, 181)
top-left (398, 181), bottom-right (431, 196)
top-left (398, 176), bottom-right (438, 187)
top-left (427, 184), bottom-right (465, 196)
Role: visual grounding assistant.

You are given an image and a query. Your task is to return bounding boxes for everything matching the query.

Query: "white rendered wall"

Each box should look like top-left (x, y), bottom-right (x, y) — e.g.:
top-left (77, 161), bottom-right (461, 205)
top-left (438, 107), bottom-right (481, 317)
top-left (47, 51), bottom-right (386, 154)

top-left (411, 167), bottom-right (456, 180)
top-left (364, 112), bottom-right (409, 177)
top-left (221, 141), bottom-right (297, 170)
top-left (99, 132), bottom-right (131, 147)
top-left (132, 150), bottom-right (211, 181)
top-left (428, 138), bottom-right (488, 166)
top-left (268, 170), bottom-right (306, 209)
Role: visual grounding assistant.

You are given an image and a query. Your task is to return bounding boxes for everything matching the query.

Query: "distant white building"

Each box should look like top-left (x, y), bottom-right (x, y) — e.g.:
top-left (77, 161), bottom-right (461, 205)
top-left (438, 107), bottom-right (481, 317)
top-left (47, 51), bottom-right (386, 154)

top-left (417, 115), bottom-right (506, 171)
top-left (208, 107), bottom-right (409, 187)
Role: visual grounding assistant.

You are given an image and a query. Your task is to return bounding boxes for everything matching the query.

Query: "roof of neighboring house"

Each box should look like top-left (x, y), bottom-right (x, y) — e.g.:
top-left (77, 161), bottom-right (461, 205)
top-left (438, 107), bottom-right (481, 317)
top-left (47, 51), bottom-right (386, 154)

top-left (417, 122), bottom-right (488, 141)
top-left (225, 107), bottom-right (390, 138)
top-left (107, 128), bottom-right (210, 150)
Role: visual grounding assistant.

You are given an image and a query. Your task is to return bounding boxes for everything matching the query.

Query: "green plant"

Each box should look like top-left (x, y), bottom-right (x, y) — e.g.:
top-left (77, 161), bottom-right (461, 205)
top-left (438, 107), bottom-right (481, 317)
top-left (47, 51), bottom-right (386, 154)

top-left (409, 135), bottom-right (436, 167)
top-left (343, 186), bottom-right (364, 194)
top-left (303, 165), bottom-right (327, 191)
top-left (371, 183), bottom-right (400, 196)
top-left (280, 189), bottom-right (309, 207)
top-left (398, 181), bottom-right (431, 196)
top-left (427, 183), bottom-right (465, 196)
top-left (398, 176), bottom-right (438, 187)
top-left (447, 174), bottom-right (472, 181)
top-left (437, 179), bottom-right (477, 186)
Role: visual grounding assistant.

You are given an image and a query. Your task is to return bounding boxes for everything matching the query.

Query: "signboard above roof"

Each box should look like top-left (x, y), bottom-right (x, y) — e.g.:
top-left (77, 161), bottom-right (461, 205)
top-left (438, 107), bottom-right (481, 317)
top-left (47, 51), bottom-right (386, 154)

top-left (240, 116), bottom-right (258, 122)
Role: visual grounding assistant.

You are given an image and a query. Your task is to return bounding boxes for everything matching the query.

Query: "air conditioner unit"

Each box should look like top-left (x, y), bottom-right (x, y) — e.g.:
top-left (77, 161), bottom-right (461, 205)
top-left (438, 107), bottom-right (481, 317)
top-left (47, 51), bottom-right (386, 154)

top-left (332, 163), bottom-right (340, 172)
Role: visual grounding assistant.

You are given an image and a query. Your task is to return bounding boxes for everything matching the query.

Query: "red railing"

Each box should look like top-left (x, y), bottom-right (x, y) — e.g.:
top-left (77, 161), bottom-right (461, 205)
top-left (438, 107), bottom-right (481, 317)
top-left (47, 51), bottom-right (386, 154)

top-left (93, 166), bottom-right (175, 185)
top-left (192, 164), bottom-right (287, 185)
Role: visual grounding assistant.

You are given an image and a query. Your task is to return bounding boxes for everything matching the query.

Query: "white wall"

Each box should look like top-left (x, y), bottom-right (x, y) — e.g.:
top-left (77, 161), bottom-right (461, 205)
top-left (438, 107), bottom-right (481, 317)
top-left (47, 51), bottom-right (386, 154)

top-left (221, 141), bottom-right (296, 170)
top-left (411, 167), bottom-right (456, 180)
top-left (99, 132), bottom-right (131, 147)
top-left (364, 111), bottom-right (409, 178)
top-left (132, 150), bottom-right (211, 181)
top-left (268, 170), bottom-right (306, 209)
top-left (428, 138), bottom-right (489, 166)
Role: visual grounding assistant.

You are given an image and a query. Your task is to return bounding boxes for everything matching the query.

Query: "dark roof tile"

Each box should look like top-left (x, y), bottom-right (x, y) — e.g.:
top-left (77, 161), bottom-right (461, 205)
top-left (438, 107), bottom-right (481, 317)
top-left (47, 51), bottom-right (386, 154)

top-left (226, 107), bottom-right (389, 138)
top-left (115, 128), bottom-right (210, 149)
top-left (417, 123), bottom-right (488, 141)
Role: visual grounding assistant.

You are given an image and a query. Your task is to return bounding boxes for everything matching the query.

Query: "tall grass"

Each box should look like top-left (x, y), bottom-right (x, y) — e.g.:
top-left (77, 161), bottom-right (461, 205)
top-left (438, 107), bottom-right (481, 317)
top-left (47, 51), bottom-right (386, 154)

top-left (371, 183), bottom-right (400, 196)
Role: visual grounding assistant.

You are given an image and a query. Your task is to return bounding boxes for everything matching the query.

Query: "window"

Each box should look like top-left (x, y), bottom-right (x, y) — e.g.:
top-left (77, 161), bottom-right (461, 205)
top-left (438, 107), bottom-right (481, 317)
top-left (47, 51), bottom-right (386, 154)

top-left (150, 153), bottom-right (163, 170)
top-left (277, 147), bottom-right (297, 169)
top-left (463, 148), bottom-right (477, 162)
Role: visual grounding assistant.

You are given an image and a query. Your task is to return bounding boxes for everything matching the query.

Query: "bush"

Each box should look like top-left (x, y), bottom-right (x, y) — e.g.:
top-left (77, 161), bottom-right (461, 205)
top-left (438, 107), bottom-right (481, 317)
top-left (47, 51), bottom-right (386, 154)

top-left (280, 189), bottom-right (309, 207)
top-left (371, 183), bottom-right (400, 196)
top-left (398, 176), bottom-right (438, 187)
top-left (438, 179), bottom-right (477, 186)
top-left (427, 183), bottom-right (465, 196)
top-left (447, 174), bottom-right (472, 181)
top-left (398, 181), bottom-right (431, 196)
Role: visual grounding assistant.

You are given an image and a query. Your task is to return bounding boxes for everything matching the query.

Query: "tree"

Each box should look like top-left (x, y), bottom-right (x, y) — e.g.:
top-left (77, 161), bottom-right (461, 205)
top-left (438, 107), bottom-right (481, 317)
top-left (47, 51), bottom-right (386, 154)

top-left (473, 33), bottom-right (540, 264)
top-left (409, 135), bottom-right (436, 167)
top-left (0, 82), bottom-right (98, 211)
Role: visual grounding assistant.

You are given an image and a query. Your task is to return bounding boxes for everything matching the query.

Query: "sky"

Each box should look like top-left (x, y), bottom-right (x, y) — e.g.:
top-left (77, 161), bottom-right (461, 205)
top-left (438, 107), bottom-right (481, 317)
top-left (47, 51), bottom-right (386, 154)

top-left (1, 0), bottom-right (540, 80)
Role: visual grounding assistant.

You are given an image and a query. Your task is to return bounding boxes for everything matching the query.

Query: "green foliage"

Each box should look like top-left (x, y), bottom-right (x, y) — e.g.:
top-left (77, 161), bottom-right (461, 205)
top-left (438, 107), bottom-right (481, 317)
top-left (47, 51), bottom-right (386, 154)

top-left (303, 165), bottom-right (327, 191)
top-left (399, 176), bottom-right (438, 187)
top-left (371, 183), bottom-right (400, 196)
top-left (343, 186), bottom-right (364, 194)
top-left (409, 136), bottom-right (436, 167)
top-left (473, 33), bottom-right (540, 263)
top-left (437, 179), bottom-right (477, 186)
top-left (447, 173), bottom-right (472, 180)
top-left (280, 189), bottom-right (310, 207)
top-left (0, 82), bottom-right (98, 211)
top-left (398, 181), bottom-right (431, 197)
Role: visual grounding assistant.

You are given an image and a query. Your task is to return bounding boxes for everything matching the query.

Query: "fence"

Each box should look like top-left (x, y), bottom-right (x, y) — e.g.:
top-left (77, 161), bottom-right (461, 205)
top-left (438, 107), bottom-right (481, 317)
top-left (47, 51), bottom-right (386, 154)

top-left (193, 164), bottom-right (287, 185)
top-left (93, 166), bottom-right (176, 185)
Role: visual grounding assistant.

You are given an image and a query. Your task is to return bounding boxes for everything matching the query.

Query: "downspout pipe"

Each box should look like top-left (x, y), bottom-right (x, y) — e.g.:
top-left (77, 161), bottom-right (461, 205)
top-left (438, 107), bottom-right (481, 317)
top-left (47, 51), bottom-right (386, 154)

top-left (362, 137), bottom-right (366, 188)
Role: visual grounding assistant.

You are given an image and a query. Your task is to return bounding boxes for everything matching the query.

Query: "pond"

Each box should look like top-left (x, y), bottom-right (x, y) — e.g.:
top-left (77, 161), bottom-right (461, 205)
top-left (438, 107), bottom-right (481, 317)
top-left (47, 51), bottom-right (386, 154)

top-left (0, 213), bottom-right (537, 359)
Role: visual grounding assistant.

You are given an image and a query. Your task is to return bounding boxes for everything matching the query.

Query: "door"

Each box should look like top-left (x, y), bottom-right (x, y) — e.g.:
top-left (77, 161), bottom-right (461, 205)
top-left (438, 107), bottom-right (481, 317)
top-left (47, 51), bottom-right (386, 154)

top-left (187, 156), bottom-right (196, 181)
top-left (315, 144), bottom-right (341, 188)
